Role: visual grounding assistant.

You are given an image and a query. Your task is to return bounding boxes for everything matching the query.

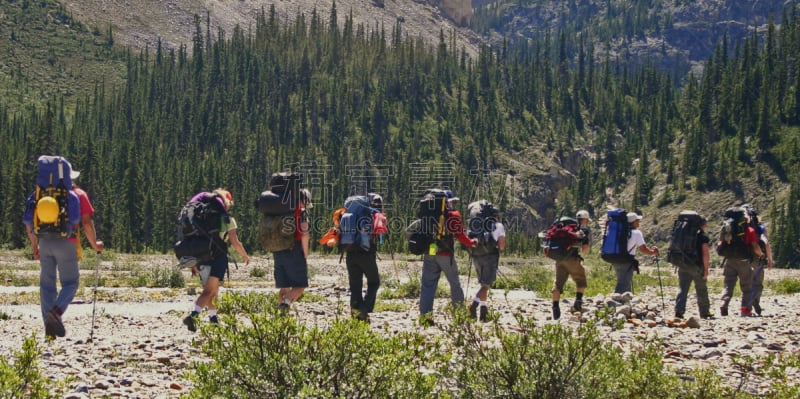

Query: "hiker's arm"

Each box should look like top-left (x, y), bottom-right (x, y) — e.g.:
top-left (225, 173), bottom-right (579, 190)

top-left (701, 242), bottom-right (710, 280)
top-left (750, 241), bottom-right (764, 259)
top-left (766, 243), bottom-right (773, 269)
top-left (227, 229), bottom-right (250, 265)
top-left (638, 244), bottom-right (658, 256)
top-left (447, 213), bottom-right (475, 247)
top-left (300, 221), bottom-right (310, 258)
top-left (81, 213), bottom-right (105, 252)
top-left (25, 224), bottom-right (39, 260)
top-left (497, 236), bottom-right (506, 251)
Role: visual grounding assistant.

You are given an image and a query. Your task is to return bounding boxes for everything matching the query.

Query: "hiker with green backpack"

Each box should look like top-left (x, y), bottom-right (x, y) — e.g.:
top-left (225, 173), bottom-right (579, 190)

top-left (413, 189), bottom-right (476, 326)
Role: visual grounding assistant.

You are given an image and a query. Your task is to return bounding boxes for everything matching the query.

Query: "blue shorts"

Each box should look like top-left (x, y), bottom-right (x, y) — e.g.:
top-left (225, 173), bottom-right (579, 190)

top-left (273, 244), bottom-right (308, 288)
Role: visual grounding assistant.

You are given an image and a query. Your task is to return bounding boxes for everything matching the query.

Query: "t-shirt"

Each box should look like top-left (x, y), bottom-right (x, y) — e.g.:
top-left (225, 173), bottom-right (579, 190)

top-left (627, 229), bottom-right (646, 255)
top-left (69, 187), bottom-right (94, 244)
top-left (491, 222), bottom-right (506, 242)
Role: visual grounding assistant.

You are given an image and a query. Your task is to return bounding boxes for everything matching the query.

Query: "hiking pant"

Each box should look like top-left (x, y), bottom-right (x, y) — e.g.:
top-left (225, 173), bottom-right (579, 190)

top-left (721, 258), bottom-right (754, 311)
top-left (38, 237), bottom-right (80, 320)
top-left (419, 254), bottom-right (464, 315)
top-left (674, 265), bottom-right (710, 316)
top-left (346, 250), bottom-right (380, 315)
top-left (750, 261), bottom-right (766, 312)
top-left (611, 261), bottom-right (636, 294)
top-left (553, 256), bottom-right (587, 294)
top-left (473, 253), bottom-right (500, 286)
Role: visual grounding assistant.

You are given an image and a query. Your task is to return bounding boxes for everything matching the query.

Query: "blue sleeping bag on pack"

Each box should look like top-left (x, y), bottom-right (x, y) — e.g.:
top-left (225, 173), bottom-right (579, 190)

top-left (600, 208), bottom-right (634, 264)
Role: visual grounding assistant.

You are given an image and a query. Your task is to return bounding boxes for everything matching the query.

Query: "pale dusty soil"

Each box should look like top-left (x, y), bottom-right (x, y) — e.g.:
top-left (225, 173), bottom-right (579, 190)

top-left (1, 251), bottom-right (799, 397)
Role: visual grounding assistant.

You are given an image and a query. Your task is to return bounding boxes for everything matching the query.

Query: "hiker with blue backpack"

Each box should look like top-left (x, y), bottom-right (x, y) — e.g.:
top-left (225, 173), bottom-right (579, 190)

top-left (182, 189), bottom-right (250, 331)
top-left (601, 211), bottom-right (659, 294)
top-left (339, 193), bottom-right (387, 322)
top-left (23, 156), bottom-right (104, 339)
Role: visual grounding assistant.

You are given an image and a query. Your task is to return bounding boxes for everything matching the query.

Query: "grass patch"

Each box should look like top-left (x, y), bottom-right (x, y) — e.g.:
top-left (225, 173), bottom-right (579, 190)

top-left (772, 278), bottom-right (800, 295)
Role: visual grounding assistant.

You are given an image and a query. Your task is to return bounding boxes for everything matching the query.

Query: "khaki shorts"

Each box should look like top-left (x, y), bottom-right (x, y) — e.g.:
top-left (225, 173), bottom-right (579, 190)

top-left (553, 256), bottom-right (587, 293)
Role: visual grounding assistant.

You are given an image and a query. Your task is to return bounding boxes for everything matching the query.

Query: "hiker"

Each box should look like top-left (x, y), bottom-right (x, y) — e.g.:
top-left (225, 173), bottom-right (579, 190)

top-left (345, 193), bottom-right (385, 322)
top-left (419, 190), bottom-right (476, 326)
top-left (612, 212), bottom-right (658, 294)
top-left (23, 157), bottom-right (104, 339)
top-left (718, 208), bottom-right (764, 317)
top-left (551, 210), bottom-right (591, 320)
top-left (466, 201), bottom-right (506, 322)
top-left (273, 188), bottom-right (312, 314)
top-left (673, 214), bottom-right (713, 319)
top-left (183, 189), bottom-right (250, 331)
top-left (750, 223), bottom-right (773, 315)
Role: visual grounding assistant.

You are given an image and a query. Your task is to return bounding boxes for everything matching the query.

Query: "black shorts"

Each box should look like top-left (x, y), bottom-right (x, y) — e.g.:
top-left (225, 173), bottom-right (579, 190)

top-left (200, 253), bottom-right (228, 283)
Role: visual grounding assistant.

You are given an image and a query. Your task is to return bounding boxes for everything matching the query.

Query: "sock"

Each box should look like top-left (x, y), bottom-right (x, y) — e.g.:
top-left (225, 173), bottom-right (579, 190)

top-left (208, 309), bottom-right (218, 317)
top-left (473, 297), bottom-right (481, 303)
top-left (194, 305), bottom-right (203, 313)
top-left (479, 301), bottom-right (487, 307)
top-left (576, 292), bottom-right (584, 301)
top-left (552, 302), bottom-right (561, 319)
top-left (283, 298), bottom-right (292, 305)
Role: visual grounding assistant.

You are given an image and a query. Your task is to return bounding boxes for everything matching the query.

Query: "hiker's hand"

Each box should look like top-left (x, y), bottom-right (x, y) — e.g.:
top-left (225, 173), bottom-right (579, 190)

top-left (92, 241), bottom-right (105, 252)
top-left (471, 238), bottom-right (478, 248)
top-left (242, 254), bottom-right (251, 265)
top-left (191, 266), bottom-right (199, 276)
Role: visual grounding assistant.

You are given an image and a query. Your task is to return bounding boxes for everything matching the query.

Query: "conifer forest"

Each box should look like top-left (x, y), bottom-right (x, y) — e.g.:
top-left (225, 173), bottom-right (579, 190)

top-left (1, 1), bottom-right (799, 266)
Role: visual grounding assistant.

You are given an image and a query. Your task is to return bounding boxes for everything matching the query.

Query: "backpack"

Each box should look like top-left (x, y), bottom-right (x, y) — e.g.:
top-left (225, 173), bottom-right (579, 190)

top-left (174, 193), bottom-right (229, 263)
top-left (339, 195), bottom-right (380, 253)
top-left (467, 200), bottom-right (499, 257)
top-left (666, 211), bottom-right (704, 268)
top-left (543, 217), bottom-right (581, 261)
top-left (24, 155), bottom-right (81, 239)
top-left (600, 208), bottom-right (635, 264)
top-left (716, 206), bottom-right (750, 259)
top-left (742, 205), bottom-right (768, 253)
top-left (256, 172), bottom-right (303, 252)
top-left (406, 189), bottom-right (448, 255)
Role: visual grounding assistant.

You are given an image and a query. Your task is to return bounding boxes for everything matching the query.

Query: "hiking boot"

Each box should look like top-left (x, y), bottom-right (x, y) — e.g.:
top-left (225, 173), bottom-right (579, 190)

top-left (178, 256), bottom-right (198, 270)
top-left (700, 313), bottom-right (715, 319)
top-left (277, 303), bottom-right (290, 315)
top-left (720, 307), bottom-right (728, 317)
top-left (479, 306), bottom-right (489, 322)
top-left (183, 313), bottom-right (199, 332)
top-left (740, 307), bottom-right (752, 317)
top-left (753, 304), bottom-right (762, 316)
top-left (355, 311), bottom-right (370, 322)
top-left (552, 304), bottom-right (561, 320)
top-left (674, 312), bottom-right (684, 319)
top-left (468, 301), bottom-right (479, 319)
top-left (209, 315), bottom-right (219, 324)
top-left (571, 299), bottom-right (583, 313)
top-left (45, 310), bottom-right (66, 338)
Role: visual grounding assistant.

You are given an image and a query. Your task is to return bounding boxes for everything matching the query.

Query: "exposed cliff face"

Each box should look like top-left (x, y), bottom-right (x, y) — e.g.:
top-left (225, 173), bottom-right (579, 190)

top-left (438, 0), bottom-right (472, 26)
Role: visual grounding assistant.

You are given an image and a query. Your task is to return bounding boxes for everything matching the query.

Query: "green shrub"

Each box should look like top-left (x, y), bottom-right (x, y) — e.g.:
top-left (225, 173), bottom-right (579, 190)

top-left (249, 267), bottom-right (267, 278)
top-left (0, 334), bottom-right (52, 399)
top-left (148, 267), bottom-right (185, 288)
top-left (188, 292), bottom-right (444, 398)
top-left (772, 278), bottom-right (800, 295)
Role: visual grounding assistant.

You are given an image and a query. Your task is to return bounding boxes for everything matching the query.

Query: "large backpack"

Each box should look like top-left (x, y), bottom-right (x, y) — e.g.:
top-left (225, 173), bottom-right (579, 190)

top-left (173, 193), bottom-right (229, 263)
top-left (543, 217), bottom-right (581, 261)
top-left (600, 208), bottom-right (635, 264)
top-left (467, 200), bottom-right (499, 257)
top-left (406, 189), bottom-right (448, 255)
top-left (256, 172), bottom-right (302, 252)
top-left (339, 195), bottom-right (380, 253)
top-left (716, 206), bottom-right (750, 259)
top-left (666, 211), bottom-right (704, 268)
top-left (24, 155), bottom-right (81, 239)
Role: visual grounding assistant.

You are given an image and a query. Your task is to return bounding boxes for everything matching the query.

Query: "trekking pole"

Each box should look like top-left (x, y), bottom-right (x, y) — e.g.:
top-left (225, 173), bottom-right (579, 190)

top-left (654, 255), bottom-right (665, 313)
top-left (88, 251), bottom-right (100, 343)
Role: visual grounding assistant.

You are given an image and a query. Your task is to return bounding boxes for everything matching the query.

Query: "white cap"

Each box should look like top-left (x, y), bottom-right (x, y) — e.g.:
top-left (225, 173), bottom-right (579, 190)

top-left (626, 212), bottom-right (643, 223)
top-left (576, 210), bottom-right (590, 220)
top-left (301, 189), bottom-right (313, 209)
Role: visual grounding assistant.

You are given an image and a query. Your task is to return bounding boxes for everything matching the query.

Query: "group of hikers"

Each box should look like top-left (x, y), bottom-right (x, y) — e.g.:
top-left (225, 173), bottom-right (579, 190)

top-left (23, 159), bottom-right (774, 339)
